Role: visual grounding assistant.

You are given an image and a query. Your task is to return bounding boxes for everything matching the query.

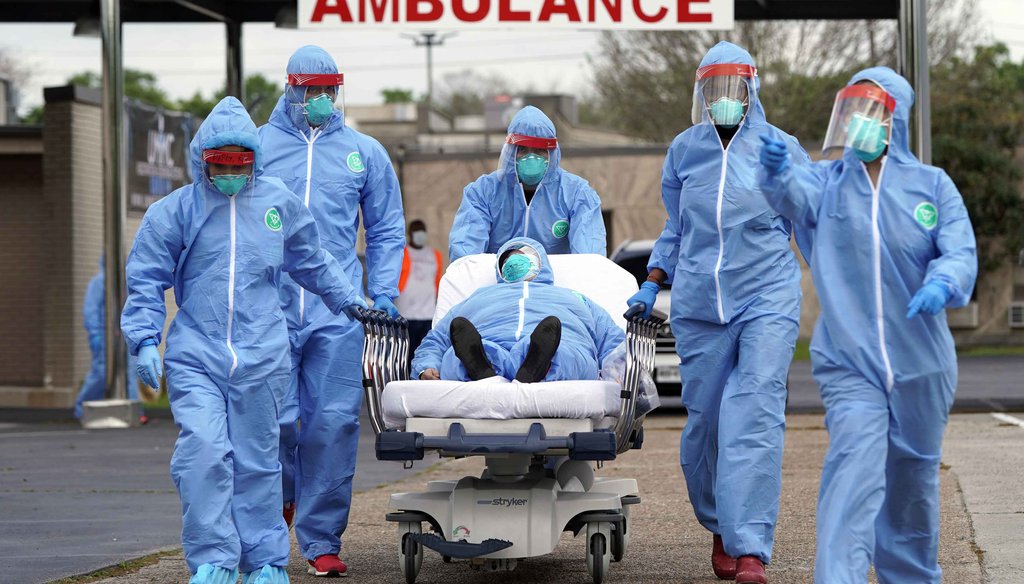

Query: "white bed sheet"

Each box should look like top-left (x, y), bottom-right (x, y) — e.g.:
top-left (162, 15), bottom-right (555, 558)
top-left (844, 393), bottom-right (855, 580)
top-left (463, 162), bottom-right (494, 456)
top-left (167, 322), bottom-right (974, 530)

top-left (382, 377), bottom-right (622, 430)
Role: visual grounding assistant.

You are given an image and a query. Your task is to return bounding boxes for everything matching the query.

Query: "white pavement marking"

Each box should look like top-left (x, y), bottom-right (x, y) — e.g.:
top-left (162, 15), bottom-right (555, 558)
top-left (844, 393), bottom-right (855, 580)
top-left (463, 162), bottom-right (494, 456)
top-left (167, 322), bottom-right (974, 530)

top-left (991, 412), bottom-right (1024, 429)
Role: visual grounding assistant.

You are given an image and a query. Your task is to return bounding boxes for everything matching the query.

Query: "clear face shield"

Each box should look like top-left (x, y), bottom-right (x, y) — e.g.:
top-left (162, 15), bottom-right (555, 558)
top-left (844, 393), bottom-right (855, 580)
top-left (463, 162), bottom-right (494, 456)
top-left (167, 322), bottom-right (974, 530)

top-left (822, 82), bottom-right (895, 162)
top-left (498, 242), bottom-right (543, 283)
top-left (690, 63), bottom-right (756, 128)
top-left (498, 133), bottom-right (557, 187)
top-left (287, 73), bottom-right (345, 126)
top-left (202, 148), bottom-right (255, 197)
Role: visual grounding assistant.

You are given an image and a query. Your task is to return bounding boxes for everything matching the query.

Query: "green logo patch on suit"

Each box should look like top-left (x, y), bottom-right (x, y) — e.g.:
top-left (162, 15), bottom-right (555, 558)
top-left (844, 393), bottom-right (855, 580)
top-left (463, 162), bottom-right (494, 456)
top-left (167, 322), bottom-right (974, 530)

top-left (552, 219), bottom-right (569, 238)
top-left (264, 208), bottom-right (282, 232)
top-left (914, 202), bottom-right (938, 230)
top-left (346, 151), bottom-right (365, 173)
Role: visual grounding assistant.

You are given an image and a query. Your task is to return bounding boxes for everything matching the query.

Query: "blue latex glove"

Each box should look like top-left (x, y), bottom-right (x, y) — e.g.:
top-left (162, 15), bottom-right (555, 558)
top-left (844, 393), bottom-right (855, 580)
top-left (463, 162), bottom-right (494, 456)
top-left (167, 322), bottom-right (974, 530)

top-left (907, 281), bottom-right (951, 318)
top-left (342, 295), bottom-right (369, 320)
top-left (759, 134), bottom-right (790, 176)
top-left (625, 281), bottom-right (661, 319)
top-left (373, 294), bottom-right (400, 318)
top-left (136, 339), bottom-right (162, 389)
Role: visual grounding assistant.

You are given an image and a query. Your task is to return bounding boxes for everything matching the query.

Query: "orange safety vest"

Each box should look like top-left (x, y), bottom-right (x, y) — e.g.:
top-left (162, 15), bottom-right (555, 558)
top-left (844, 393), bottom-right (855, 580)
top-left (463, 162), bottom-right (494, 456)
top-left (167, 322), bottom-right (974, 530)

top-left (398, 246), bottom-right (443, 294)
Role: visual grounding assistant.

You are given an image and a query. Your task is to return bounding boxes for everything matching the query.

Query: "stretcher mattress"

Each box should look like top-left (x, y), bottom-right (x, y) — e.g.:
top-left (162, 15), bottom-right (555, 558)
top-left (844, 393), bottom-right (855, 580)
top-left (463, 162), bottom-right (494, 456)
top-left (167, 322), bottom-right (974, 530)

top-left (382, 377), bottom-right (622, 430)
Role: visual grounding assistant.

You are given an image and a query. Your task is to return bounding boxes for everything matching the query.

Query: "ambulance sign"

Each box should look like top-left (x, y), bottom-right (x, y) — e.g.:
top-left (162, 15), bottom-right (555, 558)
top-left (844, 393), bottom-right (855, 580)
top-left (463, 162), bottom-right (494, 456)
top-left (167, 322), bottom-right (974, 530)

top-left (299, 0), bottom-right (732, 30)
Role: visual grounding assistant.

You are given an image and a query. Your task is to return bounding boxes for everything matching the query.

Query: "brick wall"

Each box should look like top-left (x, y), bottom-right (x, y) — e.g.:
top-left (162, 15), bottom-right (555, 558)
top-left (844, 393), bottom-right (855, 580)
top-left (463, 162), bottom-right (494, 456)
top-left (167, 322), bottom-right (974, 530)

top-left (0, 153), bottom-right (44, 385)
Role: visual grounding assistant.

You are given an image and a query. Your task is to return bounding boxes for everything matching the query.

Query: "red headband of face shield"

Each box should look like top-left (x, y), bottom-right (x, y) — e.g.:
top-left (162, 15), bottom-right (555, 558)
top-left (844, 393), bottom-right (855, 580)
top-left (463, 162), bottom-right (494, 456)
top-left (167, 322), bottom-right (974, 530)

top-left (695, 63), bottom-right (757, 80)
top-left (506, 133), bottom-right (558, 149)
top-left (836, 84), bottom-right (897, 113)
top-left (287, 73), bottom-right (344, 87)
top-left (202, 149), bottom-right (255, 165)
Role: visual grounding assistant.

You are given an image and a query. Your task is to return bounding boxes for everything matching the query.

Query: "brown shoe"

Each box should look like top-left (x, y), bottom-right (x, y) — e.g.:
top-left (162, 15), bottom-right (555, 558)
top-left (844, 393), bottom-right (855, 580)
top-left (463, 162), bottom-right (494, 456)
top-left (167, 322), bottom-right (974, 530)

top-left (711, 534), bottom-right (737, 579)
top-left (736, 555), bottom-right (767, 584)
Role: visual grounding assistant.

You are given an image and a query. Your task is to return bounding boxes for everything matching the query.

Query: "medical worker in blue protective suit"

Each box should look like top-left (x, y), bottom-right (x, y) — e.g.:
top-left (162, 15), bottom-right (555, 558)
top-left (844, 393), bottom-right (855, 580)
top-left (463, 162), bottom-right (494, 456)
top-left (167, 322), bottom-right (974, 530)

top-left (258, 45), bottom-right (405, 577)
top-left (758, 67), bottom-right (977, 584)
top-left (121, 96), bottom-right (364, 584)
top-left (74, 255), bottom-right (141, 419)
top-left (413, 237), bottom-right (624, 382)
top-left (626, 42), bottom-right (809, 584)
top-left (448, 106), bottom-right (606, 261)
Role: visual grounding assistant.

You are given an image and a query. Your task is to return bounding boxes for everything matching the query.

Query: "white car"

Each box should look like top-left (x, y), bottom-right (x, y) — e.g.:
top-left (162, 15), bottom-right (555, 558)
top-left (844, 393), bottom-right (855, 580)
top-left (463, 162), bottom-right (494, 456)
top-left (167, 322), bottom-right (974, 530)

top-left (610, 240), bottom-right (681, 397)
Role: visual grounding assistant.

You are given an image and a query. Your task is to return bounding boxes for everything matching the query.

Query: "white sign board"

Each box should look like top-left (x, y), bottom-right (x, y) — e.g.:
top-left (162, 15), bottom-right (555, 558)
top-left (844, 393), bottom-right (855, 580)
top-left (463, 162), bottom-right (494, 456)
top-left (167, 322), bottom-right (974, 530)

top-left (299, 0), bottom-right (733, 30)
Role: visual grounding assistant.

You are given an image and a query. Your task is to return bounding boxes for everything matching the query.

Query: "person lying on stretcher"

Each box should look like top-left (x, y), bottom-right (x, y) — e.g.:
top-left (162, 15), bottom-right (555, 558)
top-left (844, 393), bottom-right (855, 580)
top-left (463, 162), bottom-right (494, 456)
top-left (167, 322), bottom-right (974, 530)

top-left (412, 237), bottom-right (625, 383)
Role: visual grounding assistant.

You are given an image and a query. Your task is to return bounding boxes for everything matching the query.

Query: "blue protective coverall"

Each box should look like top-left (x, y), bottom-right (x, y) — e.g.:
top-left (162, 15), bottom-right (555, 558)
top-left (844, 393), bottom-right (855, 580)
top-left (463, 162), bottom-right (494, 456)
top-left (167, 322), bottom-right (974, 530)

top-left (258, 45), bottom-right (406, 561)
top-left (646, 41), bottom-right (809, 563)
top-left (412, 237), bottom-right (624, 381)
top-left (74, 257), bottom-right (138, 418)
top-left (448, 106), bottom-right (606, 261)
top-left (121, 96), bottom-right (357, 578)
top-left (758, 67), bottom-right (977, 584)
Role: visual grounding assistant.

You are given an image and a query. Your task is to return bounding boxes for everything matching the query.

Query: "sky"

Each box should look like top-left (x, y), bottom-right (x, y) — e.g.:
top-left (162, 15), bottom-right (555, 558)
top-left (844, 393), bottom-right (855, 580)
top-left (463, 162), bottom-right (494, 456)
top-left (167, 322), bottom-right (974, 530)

top-left (1, 0), bottom-right (1022, 116)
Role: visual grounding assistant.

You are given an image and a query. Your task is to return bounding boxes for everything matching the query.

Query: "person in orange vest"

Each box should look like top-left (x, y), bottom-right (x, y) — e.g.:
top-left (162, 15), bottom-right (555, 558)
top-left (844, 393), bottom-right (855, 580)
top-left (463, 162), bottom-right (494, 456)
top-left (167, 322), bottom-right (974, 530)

top-left (395, 219), bottom-right (444, 359)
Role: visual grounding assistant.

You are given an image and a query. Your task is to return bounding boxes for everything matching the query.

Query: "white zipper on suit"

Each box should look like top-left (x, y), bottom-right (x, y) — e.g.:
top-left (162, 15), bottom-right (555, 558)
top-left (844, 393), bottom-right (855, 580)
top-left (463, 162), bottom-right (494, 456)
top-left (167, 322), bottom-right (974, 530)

top-left (298, 127), bottom-right (321, 323)
top-left (515, 281), bottom-right (530, 340)
top-left (226, 196), bottom-right (239, 377)
top-left (864, 157), bottom-right (895, 391)
top-left (712, 136), bottom-right (736, 325)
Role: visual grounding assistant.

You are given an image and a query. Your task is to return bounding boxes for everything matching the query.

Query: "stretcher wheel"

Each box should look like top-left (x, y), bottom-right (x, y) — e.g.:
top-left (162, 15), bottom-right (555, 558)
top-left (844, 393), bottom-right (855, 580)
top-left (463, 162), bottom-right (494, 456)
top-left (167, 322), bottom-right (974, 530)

top-left (611, 518), bottom-right (627, 562)
top-left (586, 522), bottom-right (611, 584)
top-left (398, 522), bottom-right (423, 583)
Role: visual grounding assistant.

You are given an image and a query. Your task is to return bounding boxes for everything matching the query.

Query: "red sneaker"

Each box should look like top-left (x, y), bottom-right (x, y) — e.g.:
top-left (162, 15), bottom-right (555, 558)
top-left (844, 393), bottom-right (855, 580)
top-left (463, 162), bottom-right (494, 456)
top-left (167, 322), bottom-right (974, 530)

top-left (712, 534), bottom-right (737, 579)
top-left (282, 502), bottom-right (295, 530)
top-left (307, 555), bottom-right (348, 578)
top-left (736, 555), bottom-right (767, 584)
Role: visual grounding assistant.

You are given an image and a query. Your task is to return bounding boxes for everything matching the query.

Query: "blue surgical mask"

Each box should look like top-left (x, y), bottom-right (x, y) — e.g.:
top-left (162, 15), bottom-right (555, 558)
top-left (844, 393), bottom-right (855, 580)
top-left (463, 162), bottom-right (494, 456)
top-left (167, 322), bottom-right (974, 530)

top-left (708, 98), bottom-right (746, 128)
top-left (501, 254), bottom-right (538, 283)
top-left (304, 94), bottom-right (335, 127)
top-left (516, 153), bottom-right (548, 187)
top-left (847, 113), bottom-right (888, 162)
top-left (210, 174), bottom-right (250, 196)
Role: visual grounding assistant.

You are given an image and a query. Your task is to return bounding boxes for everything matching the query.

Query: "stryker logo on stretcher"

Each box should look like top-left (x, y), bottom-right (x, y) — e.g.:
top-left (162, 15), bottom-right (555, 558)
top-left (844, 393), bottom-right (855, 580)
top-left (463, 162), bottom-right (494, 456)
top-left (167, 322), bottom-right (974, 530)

top-left (299, 0), bottom-right (732, 30)
top-left (478, 497), bottom-right (529, 507)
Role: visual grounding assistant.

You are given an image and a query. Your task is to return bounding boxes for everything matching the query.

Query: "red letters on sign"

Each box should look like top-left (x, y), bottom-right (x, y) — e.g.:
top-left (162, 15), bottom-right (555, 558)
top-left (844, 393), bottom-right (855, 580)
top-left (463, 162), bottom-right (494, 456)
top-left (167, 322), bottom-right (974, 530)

top-left (311, 0), bottom-right (354, 22)
top-left (678, 0), bottom-right (711, 22)
top-left (633, 0), bottom-right (667, 22)
top-left (539, 0), bottom-right (582, 22)
top-left (361, 0), bottom-right (397, 21)
top-left (407, 0), bottom-right (443, 20)
top-left (588, 0), bottom-right (622, 22)
top-left (499, 0), bottom-right (531, 21)
top-left (452, 0), bottom-right (490, 21)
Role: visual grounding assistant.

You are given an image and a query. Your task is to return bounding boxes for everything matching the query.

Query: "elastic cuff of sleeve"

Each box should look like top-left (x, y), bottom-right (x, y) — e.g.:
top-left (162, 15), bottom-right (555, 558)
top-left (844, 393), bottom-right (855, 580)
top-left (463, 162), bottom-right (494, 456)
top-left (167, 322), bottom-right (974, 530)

top-left (139, 338), bottom-right (157, 348)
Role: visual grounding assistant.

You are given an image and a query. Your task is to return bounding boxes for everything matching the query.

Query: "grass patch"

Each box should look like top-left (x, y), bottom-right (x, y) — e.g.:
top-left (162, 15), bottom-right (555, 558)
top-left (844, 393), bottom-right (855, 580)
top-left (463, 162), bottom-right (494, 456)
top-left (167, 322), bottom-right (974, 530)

top-left (792, 339), bottom-right (811, 362)
top-left (46, 549), bottom-right (177, 583)
top-left (957, 345), bottom-right (1024, 358)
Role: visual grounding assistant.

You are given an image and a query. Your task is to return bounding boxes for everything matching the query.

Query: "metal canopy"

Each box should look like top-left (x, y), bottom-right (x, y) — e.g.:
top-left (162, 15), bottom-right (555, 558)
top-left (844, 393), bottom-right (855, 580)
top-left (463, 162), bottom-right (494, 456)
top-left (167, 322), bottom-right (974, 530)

top-left (0, 0), bottom-right (898, 23)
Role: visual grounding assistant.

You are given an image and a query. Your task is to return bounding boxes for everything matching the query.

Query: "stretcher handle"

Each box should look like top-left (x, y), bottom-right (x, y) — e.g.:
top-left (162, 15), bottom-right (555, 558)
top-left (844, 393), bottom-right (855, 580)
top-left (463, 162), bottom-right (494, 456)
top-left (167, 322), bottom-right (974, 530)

top-left (623, 302), bottom-right (647, 321)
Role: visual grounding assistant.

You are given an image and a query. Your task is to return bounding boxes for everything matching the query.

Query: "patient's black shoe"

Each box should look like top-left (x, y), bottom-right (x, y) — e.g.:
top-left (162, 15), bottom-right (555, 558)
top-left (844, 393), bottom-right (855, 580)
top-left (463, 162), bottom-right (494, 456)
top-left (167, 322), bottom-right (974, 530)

top-left (450, 317), bottom-right (496, 381)
top-left (515, 316), bottom-right (562, 383)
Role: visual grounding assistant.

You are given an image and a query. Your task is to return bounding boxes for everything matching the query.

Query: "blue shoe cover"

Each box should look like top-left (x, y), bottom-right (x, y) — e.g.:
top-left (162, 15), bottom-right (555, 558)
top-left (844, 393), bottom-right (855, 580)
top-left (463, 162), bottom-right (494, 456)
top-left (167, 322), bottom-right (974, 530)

top-left (242, 565), bottom-right (289, 584)
top-left (189, 564), bottom-right (239, 584)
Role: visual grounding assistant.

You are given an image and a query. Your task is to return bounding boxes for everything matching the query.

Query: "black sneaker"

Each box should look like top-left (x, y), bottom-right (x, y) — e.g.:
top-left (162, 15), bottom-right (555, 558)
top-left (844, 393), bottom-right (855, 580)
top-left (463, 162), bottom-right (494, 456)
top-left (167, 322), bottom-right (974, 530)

top-left (450, 317), bottom-right (497, 381)
top-left (515, 316), bottom-right (562, 383)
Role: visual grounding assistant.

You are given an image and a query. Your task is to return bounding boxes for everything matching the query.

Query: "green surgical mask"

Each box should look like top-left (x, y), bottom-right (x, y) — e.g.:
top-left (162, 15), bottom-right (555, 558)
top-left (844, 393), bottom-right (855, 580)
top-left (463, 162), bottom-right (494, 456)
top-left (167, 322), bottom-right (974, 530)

top-left (847, 113), bottom-right (888, 162)
top-left (516, 154), bottom-right (548, 187)
top-left (501, 254), bottom-right (538, 283)
top-left (304, 94), bottom-right (334, 126)
top-left (211, 174), bottom-right (250, 196)
top-left (708, 98), bottom-right (746, 128)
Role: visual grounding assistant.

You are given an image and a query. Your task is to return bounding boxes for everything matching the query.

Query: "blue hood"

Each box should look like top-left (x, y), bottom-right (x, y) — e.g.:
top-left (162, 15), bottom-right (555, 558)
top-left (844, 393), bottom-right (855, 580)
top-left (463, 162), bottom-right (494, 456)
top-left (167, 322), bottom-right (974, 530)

top-left (500, 106), bottom-right (562, 182)
top-left (189, 96), bottom-right (261, 183)
top-left (495, 237), bottom-right (554, 285)
top-left (269, 45), bottom-right (344, 134)
top-left (849, 66), bottom-right (916, 163)
top-left (696, 41), bottom-right (766, 129)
